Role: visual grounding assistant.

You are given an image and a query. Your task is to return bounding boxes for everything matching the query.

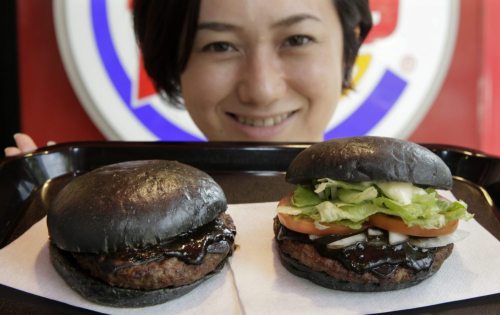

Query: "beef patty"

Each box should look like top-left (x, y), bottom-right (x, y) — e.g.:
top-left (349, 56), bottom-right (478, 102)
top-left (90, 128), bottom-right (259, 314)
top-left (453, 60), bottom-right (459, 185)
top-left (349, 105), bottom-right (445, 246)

top-left (71, 213), bottom-right (235, 290)
top-left (278, 239), bottom-right (453, 287)
top-left (274, 216), bottom-right (454, 291)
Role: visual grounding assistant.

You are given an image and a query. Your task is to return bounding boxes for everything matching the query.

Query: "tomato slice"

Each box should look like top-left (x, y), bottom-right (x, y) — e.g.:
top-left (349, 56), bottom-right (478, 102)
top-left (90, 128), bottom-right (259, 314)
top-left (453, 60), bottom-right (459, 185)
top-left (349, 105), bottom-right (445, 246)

top-left (277, 196), bottom-right (362, 236)
top-left (369, 214), bottom-right (458, 237)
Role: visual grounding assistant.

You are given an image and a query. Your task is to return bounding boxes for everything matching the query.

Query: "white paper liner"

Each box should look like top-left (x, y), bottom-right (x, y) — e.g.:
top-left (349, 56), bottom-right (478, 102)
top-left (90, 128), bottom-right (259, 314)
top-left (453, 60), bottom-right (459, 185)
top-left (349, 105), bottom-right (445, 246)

top-left (1, 200), bottom-right (499, 315)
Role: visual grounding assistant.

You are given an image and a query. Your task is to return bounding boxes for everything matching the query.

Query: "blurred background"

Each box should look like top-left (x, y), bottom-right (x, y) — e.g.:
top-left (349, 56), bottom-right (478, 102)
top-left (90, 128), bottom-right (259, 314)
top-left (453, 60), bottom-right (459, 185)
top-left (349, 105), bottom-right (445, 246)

top-left (1, 0), bottom-right (499, 157)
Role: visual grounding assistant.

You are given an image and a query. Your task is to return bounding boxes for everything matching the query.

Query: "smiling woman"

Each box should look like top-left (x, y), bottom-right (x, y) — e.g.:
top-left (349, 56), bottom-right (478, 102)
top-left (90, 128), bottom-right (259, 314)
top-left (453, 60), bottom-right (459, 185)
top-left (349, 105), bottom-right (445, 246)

top-left (133, 0), bottom-right (372, 142)
top-left (182, 1), bottom-right (344, 141)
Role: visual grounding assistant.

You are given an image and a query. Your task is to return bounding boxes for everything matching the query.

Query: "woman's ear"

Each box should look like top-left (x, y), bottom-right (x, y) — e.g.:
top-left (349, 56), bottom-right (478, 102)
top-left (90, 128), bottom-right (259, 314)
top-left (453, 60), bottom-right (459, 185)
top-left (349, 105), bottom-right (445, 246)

top-left (354, 26), bottom-right (361, 40)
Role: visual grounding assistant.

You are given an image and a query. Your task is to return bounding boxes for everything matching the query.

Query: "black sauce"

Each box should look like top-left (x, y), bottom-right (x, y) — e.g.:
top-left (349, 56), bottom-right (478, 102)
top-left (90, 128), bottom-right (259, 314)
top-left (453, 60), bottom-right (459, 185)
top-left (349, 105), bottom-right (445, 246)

top-left (319, 241), bottom-right (434, 277)
top-left (275, 218), bottom-right (436, 278)
top-left (91, 216), bottom-right (235, 273)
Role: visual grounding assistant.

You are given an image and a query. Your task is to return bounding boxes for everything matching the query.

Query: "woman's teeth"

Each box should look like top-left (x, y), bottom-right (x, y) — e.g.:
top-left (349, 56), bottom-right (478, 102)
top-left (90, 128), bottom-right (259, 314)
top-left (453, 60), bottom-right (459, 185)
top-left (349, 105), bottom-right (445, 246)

top-left (236, 113), bottom-right (291, 127)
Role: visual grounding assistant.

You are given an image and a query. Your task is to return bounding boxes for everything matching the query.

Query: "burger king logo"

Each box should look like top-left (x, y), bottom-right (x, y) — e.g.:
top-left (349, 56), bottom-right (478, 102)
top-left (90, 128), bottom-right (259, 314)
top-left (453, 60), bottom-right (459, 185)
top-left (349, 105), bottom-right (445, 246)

top-left (53, 0), bottom-right (458, 141)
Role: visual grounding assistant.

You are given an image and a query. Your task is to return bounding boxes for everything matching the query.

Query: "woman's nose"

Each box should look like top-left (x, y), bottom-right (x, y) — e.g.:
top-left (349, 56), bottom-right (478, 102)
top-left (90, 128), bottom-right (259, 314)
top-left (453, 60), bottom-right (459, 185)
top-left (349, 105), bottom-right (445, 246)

top-left (236, 49), bottom-right (286, 107)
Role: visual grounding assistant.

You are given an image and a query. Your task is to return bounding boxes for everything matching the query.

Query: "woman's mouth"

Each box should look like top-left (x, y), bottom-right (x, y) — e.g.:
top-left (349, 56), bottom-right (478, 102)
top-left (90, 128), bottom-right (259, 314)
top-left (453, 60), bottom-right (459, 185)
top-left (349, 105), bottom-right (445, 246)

top-left (227, 111), bottom-right (296, 127)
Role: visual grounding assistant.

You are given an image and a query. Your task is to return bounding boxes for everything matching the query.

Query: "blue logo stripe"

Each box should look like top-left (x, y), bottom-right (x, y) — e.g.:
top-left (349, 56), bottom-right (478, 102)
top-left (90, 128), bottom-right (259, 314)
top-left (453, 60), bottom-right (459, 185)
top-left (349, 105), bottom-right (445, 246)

top-left (324, 70), bottom-right (407, 139)
top-left (91, 0), bottom-right (131, 104)
top-left (91, 0), bottom-right (199, 141)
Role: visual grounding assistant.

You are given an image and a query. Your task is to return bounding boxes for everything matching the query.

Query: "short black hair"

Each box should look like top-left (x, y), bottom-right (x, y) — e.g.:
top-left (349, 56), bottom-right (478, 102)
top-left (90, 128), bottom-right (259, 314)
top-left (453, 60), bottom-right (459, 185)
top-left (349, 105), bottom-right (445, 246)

top-left (334, 0), bottom-right (372, 88)
top-left (133, 0), bottom-right (372, 106)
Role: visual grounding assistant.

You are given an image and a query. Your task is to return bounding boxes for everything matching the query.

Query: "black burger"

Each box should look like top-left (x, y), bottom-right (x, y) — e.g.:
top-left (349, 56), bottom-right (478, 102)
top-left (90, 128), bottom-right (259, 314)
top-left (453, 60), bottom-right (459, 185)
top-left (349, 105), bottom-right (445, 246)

top-left (274, 136), bottom-right (472, 291)
top-left (47, 160), bottom-right (236, 307)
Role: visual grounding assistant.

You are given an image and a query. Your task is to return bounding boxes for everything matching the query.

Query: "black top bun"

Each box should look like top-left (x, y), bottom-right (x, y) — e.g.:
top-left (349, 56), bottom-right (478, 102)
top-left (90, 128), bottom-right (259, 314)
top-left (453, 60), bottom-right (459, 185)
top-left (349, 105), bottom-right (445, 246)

top-left (286, 136), bottom-right (452, 189)
top-left (48, 160), bottom-right (227, 253)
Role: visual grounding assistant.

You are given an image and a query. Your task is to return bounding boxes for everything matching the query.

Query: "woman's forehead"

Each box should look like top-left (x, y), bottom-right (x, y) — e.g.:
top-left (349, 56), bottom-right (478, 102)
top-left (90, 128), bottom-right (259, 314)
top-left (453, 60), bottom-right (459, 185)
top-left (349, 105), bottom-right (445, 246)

top-left (198, 0), bottom-right (338, 27)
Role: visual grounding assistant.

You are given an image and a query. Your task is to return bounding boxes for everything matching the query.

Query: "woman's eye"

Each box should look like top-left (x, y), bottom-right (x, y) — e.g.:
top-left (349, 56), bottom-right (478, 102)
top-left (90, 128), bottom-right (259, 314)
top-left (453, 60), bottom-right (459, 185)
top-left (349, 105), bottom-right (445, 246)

top-left (284, 35), bottom-right (314, 47)
top-left (201, 42), bottom-right (236, 53)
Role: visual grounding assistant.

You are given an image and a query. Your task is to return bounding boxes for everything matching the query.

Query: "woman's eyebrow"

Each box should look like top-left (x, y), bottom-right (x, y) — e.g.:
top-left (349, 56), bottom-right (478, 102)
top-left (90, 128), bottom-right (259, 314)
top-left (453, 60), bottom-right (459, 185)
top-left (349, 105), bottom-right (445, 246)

top-left (197, 22), bottom-right (240, 32)
top-left (197, 13), bottom-right (321, 32)
top-left (271, 13), bottom-right (321, 28)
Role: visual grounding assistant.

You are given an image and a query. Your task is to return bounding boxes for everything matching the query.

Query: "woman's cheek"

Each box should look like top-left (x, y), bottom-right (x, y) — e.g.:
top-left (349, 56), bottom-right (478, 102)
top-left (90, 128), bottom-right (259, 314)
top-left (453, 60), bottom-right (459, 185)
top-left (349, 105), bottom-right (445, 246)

top-left (182, 61), bottom-right (237, 109)
top-left (287, 55), bottom-right (342, 106)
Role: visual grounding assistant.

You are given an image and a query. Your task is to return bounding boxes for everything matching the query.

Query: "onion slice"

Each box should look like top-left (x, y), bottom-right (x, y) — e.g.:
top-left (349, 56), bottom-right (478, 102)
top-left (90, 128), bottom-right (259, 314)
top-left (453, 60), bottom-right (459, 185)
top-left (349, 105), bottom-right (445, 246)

top-left (388, 231), bottom-right (409, 245)
top-left (409, 229), bottom-right (470, 248)
top-left (368, 228), bottom-right (384, 236)
top-left (327, 233), bottom-right (367, 249)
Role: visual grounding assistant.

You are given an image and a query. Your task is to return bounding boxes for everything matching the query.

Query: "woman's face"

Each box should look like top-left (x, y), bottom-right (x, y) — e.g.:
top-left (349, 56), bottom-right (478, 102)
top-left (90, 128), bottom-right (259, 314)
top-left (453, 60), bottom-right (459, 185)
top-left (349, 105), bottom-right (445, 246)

top-left (180, 0), bottom-right (343, 141)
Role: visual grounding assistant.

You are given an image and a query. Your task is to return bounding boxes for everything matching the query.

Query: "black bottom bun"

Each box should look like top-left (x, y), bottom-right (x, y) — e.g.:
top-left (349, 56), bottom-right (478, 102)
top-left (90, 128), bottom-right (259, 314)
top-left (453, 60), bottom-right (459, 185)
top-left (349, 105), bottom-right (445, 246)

top-left (49, 244), bottom-right (226, 307)
top-left (275, 239), bottom-right (453, 292)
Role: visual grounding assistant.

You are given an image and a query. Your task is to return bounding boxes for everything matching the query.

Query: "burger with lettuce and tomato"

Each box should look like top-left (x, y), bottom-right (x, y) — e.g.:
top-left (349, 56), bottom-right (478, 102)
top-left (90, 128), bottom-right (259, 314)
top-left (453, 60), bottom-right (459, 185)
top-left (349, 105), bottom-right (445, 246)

top-left (274, 136), bottom-right (473, 291)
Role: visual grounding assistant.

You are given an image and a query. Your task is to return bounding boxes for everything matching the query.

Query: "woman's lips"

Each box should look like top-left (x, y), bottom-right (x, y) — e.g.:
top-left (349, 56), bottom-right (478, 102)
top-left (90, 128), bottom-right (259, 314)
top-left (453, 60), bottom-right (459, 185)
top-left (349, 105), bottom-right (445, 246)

top-left (227, 111), bottom-right (296, 126)
top-left (225, 111), bottom-right (297, 139)
top-left (233, 112), bottom-right (293, 127)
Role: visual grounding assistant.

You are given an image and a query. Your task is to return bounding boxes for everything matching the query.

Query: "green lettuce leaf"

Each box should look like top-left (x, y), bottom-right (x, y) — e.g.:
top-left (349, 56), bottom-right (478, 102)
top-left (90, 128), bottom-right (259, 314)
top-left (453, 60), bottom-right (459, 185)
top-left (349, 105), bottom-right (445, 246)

top-left (291, 185), bottom-right (322, 207)
top-left (337, 186), bottom-right (378, 204)
top-left (279, 179), bottom-right (473, 231)
top-left (314, 178), bottom-right (372, 193)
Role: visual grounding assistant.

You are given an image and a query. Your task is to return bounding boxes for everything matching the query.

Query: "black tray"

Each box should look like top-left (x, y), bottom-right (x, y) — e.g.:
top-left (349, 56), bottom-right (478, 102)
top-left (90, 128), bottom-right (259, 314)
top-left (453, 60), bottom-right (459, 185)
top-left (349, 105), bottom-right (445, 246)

top-left (0, 141), bottom-right (499, 315)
